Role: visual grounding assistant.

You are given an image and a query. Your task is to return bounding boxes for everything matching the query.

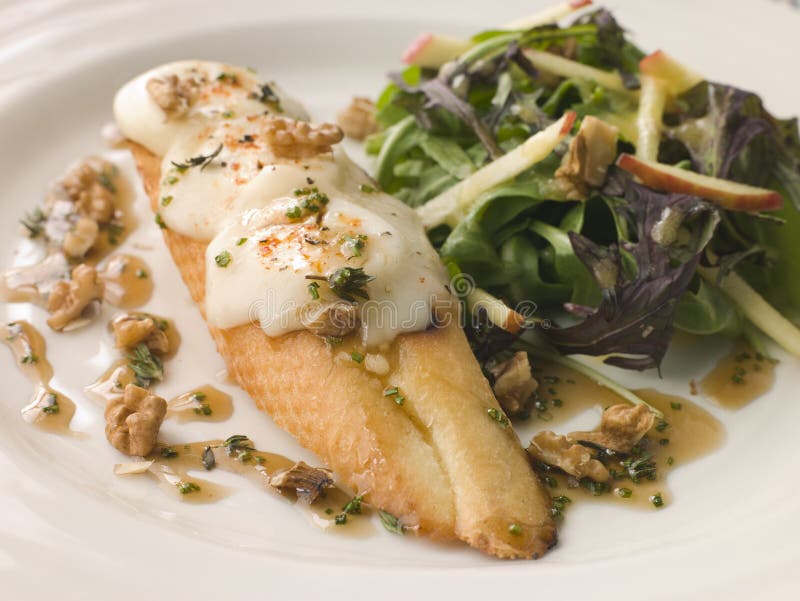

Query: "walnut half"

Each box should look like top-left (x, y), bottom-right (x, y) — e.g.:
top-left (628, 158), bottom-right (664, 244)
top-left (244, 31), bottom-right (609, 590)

top-left (336, 97), bottom-right (378, 141)
top-left (569, 403), bottom-right (655, 453)
top-left (269, 461), bottom-right (335, 503)
top-left (489, 351), bottom-right (538, 417)
top-left (105, 384), bottom-right (167, 456)
top-left (46, 264), bottom-right (104, 331)
top-left (146, 74), bottom-right (202, 119)
top-left (111, 314), bottom-right (170, 354)
top-left (528, 431), bottom-right (610, 482)
top-left (263, 117), bottom-right (344, 159)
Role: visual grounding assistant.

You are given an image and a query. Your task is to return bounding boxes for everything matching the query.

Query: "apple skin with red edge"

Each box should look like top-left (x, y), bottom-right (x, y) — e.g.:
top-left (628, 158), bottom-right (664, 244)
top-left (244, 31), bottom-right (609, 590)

top-left (560, 110), bottom-right (577, 134)
top-left (616, 154), bottom-right (784, 212)
top-left (569, 0), bottom-right (593, 8)
top-left (638, 50), bottom-right (704, 96)
top-left (402, 33), bottom-right (472, 68)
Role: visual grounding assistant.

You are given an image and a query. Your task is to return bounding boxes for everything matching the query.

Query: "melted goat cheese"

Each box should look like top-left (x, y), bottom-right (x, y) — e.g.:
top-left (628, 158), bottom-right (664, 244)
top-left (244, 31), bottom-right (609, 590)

top-left (115, 61), bottom-right (451, 347)
top-left (113, 60), bottom-right (307, 156)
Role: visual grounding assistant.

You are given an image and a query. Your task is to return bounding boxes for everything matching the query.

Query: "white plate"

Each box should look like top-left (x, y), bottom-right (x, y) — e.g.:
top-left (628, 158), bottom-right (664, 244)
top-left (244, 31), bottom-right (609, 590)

top-left (1, 0), bottom-right (799, 599)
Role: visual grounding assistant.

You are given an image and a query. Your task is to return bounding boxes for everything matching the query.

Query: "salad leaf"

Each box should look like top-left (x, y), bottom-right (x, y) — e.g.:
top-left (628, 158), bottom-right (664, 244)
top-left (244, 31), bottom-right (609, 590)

top-left (545, 180), bottom-right (720, 370)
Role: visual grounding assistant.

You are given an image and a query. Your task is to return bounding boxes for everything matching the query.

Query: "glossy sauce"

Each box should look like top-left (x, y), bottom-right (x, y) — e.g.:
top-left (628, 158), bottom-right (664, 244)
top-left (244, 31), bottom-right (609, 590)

top-left (167, 385), bottom-right (233, 423)
top-left (99, 255), bottom-right (154, 309)
top-left (531, 360), bottom-right (725, 510)
top-left (0, 321), bottom-right (80, 436)
top-left (118, 440), bottom-right (374, 534)
top-left (699, 342), bottom-right (776, 409)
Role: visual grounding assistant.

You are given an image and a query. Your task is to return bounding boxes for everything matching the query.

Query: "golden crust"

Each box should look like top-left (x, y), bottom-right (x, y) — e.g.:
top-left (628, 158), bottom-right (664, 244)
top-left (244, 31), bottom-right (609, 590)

top-left (129, 141), bottom-right (556, 558)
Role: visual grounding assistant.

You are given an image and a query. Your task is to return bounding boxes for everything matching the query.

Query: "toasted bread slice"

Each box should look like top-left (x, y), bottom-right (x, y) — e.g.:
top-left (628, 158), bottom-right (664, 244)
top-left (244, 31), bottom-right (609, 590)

top-left (129, 141), bottom-right (556, 559)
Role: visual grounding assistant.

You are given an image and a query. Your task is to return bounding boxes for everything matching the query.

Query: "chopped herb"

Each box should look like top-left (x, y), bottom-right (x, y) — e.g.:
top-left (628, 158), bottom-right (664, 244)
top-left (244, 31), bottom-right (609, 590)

top-left (238, 451), bottom-right (252, 463)
top-left (171, 144), bottom-right (223, 171)
top-left (325, 336), bottom-right (343, 347)
top-left (350, 351), bottom-right (364, 363)
top-left (650, 492), bottom-right (665, 508)
top-left (486, 407), bottom-right (509, 426)
top-left (543, 475), bottom-right (557, 488)
top-left (255, 82), bottom-right (281, 108)
top-left (378, 510), bottom-right (404, 535)
top-left (177, 481), bottom-right (201, 495)
top-left (20, 208), bottom-right (45, 239)
top-left (325, 508), bottom-right (334, 515)
top-left (222, 110), bottom-right (234, 118)
top-left (214, 250), bottom-right (232, 268)
top-left (383, 387), bottom-right (399, 396)
top-left (107, 223), bottom-right (124, 245)
top-left (155, 213), bottom-right (167, 229)
top-left (659, 438), bottom-right (670, 446)
top-left (358, 184), bottom-right (377, 194)
top-left (97, 168), bottom-right (117, 193)
top-left (223, 435), bottom-right (255, 456)
top-left (580, 477), bottom-right (610, 496)
top-left (161, 447), bottom-right (178, 459)
top-left (615, 487), bottom-right (633, 498)
top-left (127, 343), bottom-right (164, 387)
top-left (341, 234), bottom-right (367, 257)
top-left (394, 396), bottom-right (405, 406)
top-left (623, 452), bottom-right (657, 483)
top-left (202, 446), bottom-right (216, 470)
top-left (238, 134), bottom-right (254, 143)
top-left (307, 267), bottom-right (374, 302)
top-left (286, 206), bottom-right (302, 219)
top-left (164, 176), bottom-right (179, 185)
top-left (216, 72), bottom-right (239, 84)
top-left (42, 394), bottom-right (59, 415)
top-left (670, 402), bottom-right (682, 411)
top-left (656, 420), bottom-right (669, 432)
top-left (236, 237), bottom-right (248, 246)
top-left (135, 269), bottom-right (148, 279)
top-left (253, 455), bottom-right (264, 465)
top-left (334, 513), bottom-right (347, 525)
top-left (508, 523), bottom-right (522, 536)
top-left (21, 354), bottom-right (38, 365)
top-left (731, 374), bottom-right (745, 385)
top-left (308, 281), bottom-right (320, 300)
top-left (543, 375), bottom-right (559, 384)
top-left (342, 495), bottom-right (363, 515)
top-left (551, 495), bottom-right (572, 519)
top-left (193, 404), bottom-right (212, 416)
top-left (666, 456), bottom-right (675, 466)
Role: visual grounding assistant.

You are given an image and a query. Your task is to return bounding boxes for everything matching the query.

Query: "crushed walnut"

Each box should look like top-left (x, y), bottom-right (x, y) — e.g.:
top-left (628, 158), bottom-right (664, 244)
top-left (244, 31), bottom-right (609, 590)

top-left (569, 403), bottom-right (655, 453)
top-left (555, 116), bottom-right (619, 200)
top-left (62, 216), bottom-right (99, 259)
top-left (489, 352), bottom-right (538, 417)
top-left (263, 117), bottom-right (344, 159)
top-left (146, 74), bottom-right (202, 118)
top-left (46, 264), bottom-right (104, 331)
top-left (528, 431), bottom-right (610, 482)
top-left (301, 301), bottom-right (359, 337)
top-left (269, 461), bottom-right (334, 503)
top-left (105, 384), bottom-right (167, 456)
top-left (60, 161), bottom-right (116, 225)
top-left (336, 96), bottom-right (378, 141)
top-left (111, 314), bottom-right (170, 354)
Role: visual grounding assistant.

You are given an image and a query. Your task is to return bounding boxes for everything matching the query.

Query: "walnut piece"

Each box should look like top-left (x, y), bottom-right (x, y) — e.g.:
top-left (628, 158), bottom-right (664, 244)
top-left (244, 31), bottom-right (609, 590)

top-left (269, 461), bottom-right (334, 503)
top-left (489, 351), bottom-right (538, 417)
top-left (46, 264), bottom-right (104, 331)
top-left (61, 161), bottom-right (115, 224)
top-left (336, 96), bottom-right (378, 141)
top-left (146, 74), bottom-right (202, 118)
top-left (569, 403), bottom-right (655, 453)
top-left (62, 216), bottom-right (99, 259)
top-left (555, 116), bottom-right (619, 200)
top-left (111, 314), bottom-right (170, 354)
top-left (263, 117), bottom-right (344, 159)
top-left (301, 301), bottom-right (359, 337)
top-left (105, 384), bottom-right (167, 456)
top-left (528, 431), bottom-right (610, 482)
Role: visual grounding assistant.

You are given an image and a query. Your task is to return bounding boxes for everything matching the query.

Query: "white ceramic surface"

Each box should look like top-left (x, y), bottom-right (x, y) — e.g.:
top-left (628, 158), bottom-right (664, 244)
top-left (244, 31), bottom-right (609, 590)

top-left (1, 1), bottom-right (799, 599)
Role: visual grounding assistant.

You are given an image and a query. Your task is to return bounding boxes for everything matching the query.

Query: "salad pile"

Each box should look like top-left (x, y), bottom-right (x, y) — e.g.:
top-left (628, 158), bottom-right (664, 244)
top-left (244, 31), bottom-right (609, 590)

top-left (367, 1), bottom-right (800, 375)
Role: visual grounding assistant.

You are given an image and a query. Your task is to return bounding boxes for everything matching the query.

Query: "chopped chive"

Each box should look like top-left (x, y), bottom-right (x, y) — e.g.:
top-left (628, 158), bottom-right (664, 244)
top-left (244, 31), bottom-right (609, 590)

top-left (350, 351), bottom-right (364, 363)
top-left (215, 250), bottom-right (232, 268)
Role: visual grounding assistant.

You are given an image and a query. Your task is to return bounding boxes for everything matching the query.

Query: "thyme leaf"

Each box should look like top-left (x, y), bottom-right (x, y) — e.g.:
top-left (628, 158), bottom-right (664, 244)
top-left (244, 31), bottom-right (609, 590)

top-left (171, 144), bottom-right (223, 172)
top-left (127, 343), bottom-right (164, 388)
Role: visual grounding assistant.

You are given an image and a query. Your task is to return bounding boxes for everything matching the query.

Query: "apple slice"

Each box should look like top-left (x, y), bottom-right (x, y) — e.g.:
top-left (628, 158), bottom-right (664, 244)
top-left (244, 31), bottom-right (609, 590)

top-left (467, 288), bottom-right (527, 334)
top-left (523, 48), bottom-right (634, 95)
top-left (402, 33), bottom-right (474, 68)
top-left (417, 111), bottom-right (577, 229)
top-left (635, 74), bottom-right (668, 161)
top-left (616, 153), bottom-right (783, 211)
top-left (639, 50), bottom-right (704, 96)
top-left (504, 0), bottom-right (592, 30)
